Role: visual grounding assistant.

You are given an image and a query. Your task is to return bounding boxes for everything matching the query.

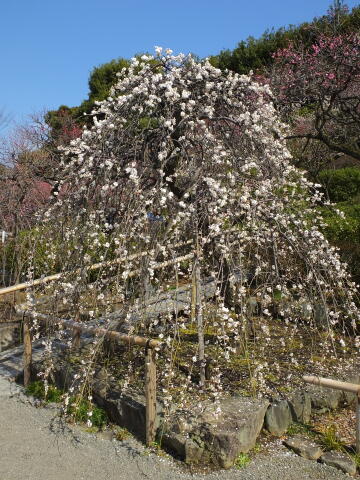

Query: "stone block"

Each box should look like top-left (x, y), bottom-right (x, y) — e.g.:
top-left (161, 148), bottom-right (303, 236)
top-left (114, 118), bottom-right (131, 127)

top-left (306, 384), bottom-right (343, 411)
top-left (161, 432), bottom-right (186, 458)
top-left (98, 390), bottom-right (164, 441)
top-left (265, 399), bottom-right (292, 435)
top-left (343, 371), bottom-right (360, 406)
top-left (288, 391), bottom-right (311, 423)
top-left (162, 396), bottom-right (268, 469)
top-left (284, 435), bottom-right (323, 460)
top-left (321, 451), bottom-right (357, 476)
top-left (184, 437), bottom-right (205, 464)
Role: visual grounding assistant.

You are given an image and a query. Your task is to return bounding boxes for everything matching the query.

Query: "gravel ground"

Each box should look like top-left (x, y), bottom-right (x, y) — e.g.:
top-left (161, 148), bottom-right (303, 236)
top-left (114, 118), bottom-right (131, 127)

top-left (0, 377), bottom-right (350, 480)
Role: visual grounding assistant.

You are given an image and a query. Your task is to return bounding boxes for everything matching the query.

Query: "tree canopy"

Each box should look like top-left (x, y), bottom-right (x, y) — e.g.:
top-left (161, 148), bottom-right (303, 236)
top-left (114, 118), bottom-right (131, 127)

top-left (26, 50), bottom-right (360, 403)
top-left (210, 2), bottom-right (360, 75)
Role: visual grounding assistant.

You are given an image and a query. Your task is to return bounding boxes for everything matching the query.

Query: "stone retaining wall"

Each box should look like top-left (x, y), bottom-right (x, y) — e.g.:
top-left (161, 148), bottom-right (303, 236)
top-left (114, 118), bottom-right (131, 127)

top-left (28, 345), bottom-right (360, 470)
top-left (1, 336), bottom-right (358, 470)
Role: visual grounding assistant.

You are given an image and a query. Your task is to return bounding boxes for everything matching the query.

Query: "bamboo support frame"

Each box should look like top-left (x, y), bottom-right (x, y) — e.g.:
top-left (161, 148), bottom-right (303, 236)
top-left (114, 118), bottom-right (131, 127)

top-left (18, 308), bottom-right (161, 444)
top-left (6, 227), bottom-right (243, 444)
top-left (17, 309), bottom-right (161, 349)
top-left (303, 375), bottom-right (360, 453)
top-left (303, 375), bottom-right (360, 394)
top-left (0, 240), bottom-right (194, 297)
top-left (0, 226), bottom-right (243, 298)
top-left (11, 247), bottom-right (192, 443)
top-left (145, 345), bottom-right (157, 445)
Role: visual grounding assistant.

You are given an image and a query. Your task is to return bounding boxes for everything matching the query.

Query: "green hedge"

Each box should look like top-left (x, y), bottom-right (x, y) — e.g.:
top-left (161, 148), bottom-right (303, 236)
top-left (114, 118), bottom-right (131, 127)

top-left (320, 201), bottom-right (360, 282)
top-left (319, 167), bottom-right (360, 203)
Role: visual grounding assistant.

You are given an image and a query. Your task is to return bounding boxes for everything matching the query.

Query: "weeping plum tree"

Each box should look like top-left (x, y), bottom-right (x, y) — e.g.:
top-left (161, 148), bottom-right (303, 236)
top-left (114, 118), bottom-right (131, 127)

top-left (29, 49), bottom-right (359, 403)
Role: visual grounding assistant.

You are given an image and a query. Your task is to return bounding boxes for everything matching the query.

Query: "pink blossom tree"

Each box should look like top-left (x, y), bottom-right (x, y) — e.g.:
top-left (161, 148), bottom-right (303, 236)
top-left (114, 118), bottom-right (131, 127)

top-left (0, 115), bottom-right (59, 284)
top-left (271, 33), bottom-right (360, 165)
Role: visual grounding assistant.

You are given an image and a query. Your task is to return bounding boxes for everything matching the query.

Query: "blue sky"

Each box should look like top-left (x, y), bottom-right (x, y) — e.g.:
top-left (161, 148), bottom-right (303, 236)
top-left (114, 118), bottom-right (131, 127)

top-left (1, 0), bottom-right (358, 133)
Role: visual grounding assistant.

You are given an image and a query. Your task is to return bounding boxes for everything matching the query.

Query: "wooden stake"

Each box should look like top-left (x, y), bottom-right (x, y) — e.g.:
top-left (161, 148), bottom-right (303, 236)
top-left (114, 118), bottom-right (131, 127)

top-left (191, 263), bottom-right (196, 323)
top-left (195, 256), bottom-right (205, 387)
top-left (145, 346), bottom-right (157, 446)
top-left (142, 258), bottom-right (151, 306)
top-left (23, 316), bottom-right (32, 387)
top-left (72, 326), bottom-right (81, 349)
top-left (357, 393), bottom-right (360, 454)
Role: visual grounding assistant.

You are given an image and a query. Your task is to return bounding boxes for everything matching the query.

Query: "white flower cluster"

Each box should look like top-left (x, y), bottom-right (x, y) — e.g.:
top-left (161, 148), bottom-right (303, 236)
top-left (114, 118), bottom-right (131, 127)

top-left (33, 49), bottom-right (359, 402)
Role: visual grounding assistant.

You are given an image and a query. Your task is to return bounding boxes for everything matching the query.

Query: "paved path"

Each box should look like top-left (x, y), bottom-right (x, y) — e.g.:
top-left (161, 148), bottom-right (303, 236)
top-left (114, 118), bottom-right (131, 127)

top-left (0, 378), bottom-right (350, 480)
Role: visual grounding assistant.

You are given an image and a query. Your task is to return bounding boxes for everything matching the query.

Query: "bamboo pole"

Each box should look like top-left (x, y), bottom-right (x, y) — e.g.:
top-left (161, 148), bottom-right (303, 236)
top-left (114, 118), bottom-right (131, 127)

top-left (0, 240), bottom-right (194, 296)
top-left (303, 375), bottom-right (360, 394)
top-left (0, 250), bottom-right (195, 297)
top-left (0, 273), bottom-right (64, 295)
top-left (16, 308), bottom-right (161, 349)
top-left (145, 345), bottom-right (157, 446)
top-left (125, 253), bottom-right (194, 280)
top-left (357, 393), bottom-right (360, 454)
top-left (23, 316), bottom-right (32, 387)
top-left (303, 375), bottom-right (360, 454)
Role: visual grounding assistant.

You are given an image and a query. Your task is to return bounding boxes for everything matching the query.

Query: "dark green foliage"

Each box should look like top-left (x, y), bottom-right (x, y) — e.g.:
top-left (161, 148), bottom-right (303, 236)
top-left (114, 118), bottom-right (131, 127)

top-left (26, 382), bottom-right (107, 428)
top-left (319, 167), bottom-right (360, 281)
top-left (68, 397), bottom-right (108, 429)
top-left (319, 167), bottom-right (360, 282)
top-left (25, 380), bottom-right (63, 403)
top-left (321, 202), bottom-right (360, 242)
top-left (45, 105), bottom-right (81, 132)
top-left (319, 167), bottom-right (360, 203)
top-left (87, 58), bottom-right (130, 103)
top-left (209, 4), bottom-right (360, 75)
top-left (209, 25), bottom-right (316, 74)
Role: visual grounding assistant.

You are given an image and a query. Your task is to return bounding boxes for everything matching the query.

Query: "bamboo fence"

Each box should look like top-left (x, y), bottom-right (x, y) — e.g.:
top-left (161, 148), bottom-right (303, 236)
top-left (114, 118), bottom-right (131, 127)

top-left (303, 375), bottom-right (360, 454)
